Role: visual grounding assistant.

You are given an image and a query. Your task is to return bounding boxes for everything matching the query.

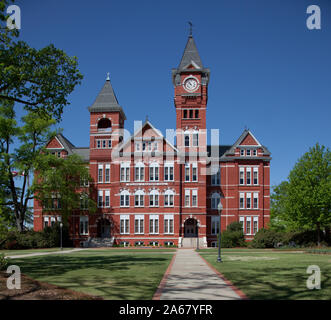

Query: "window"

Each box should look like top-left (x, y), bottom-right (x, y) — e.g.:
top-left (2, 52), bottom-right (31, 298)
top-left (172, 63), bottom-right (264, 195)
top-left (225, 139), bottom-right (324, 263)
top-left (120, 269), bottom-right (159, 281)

top-left (189, 109), bottom-right (193, 119)
top-left (164, 190), bottom-right (174, 207)
top-left (105, 164), bottom-right (110, 183)
top-left (211, 168), bottom-right (220, 185)
top-left (164, 163), bottom-right (174, 181)
top-left (183, 110), bottom-right (187, 119)
top-left (108, 140), bottom-right (112, 148)
top-left (120, 215), bottom-right (129, 234)
top-left (98, 191), bottom-right (103, 208)
top-left (246, 217), bottom-right (251, 234)
top-left (246, 149), bottom-right (251, 156)
top-left (80, 174), bottom-right (89, 187)
top-left (80, 216), bottom-right (88, 235)
top-left (253, 217), bottom-right (259, 234)
top-left (253, 149), bottom-right (257, 156)
top-left (164, 215), bottom-right (174, 234)
top-left (149, 190), bottom-right (159, 207)
top-left (97, 140), bottom-right (101, 149)
top-left (239, 168), bottom-right (244, 185)
top-left (105, 190), bottom-right (110, 208)
top-left (193, 133), bottom-right (199, 147)
top-left (246, 193), bottom-right (251, 209)
top-left (120, 163), bottom-right (130, 182)
top-left (149, 163), bottom-right (159, 181)
top-left (80, 193), bottom-right (89, 210)
top-left (239, 193), bottom-right (245, 209)
top-left (134, 215), bottom-right (144, 234)
top-left (164, 241), bottom-right (174, 246)
top-left (192, 163), bottom-right (198, 182)
top-left (253, 168), bottom-right (258, 185)
top-left (98, 164), bottom-right (103, 183)
top-left (240, 149), bottom-right (245, 156)
top-left (253, 192), bottom-right (258, 209)
top-left (211, 193), bottom-right (220, 209)
top-left (185, 163), bottom-right (190, 182)
top-left (135, 162), bottom-right (145, 182)
top-left (102, 140), bottom-right (106, 148)
top-left (185, 189), bottom-right (190, 207)
top-left (149, 215), bottom-right (159, 234)
top-left (135, 143), bottom-right (140, 151)
top-left (97, 118), bottom-right (111, 131)
top-left (184, 134), bottom-right (190, 147)
top-left (134, 190), bottom-right (144, 207)
top-left (149, 241), bottom-right (159, 246)
top-left (50, 216), bottom-right (56, 227)
top-left (211, 216), bottom-right (220, 235)
top-left (120, 190), bottom-right (130, 207)
top-left (246, 168), bottom-right (251, 185)
top-left (192, 190), bottom-right (198, 207)
top-left (195, 110), bottom-right (199, 119)
top-left (239, 216), bottom-right (245, 233)
top-left (43, 216), bottom-right (49, 228)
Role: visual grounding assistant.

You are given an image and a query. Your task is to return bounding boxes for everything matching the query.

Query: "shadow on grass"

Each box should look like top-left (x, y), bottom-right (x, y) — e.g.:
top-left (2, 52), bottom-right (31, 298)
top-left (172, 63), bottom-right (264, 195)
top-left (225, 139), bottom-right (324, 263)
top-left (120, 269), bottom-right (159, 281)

top-left (11, 254), bottom-right (171, 300)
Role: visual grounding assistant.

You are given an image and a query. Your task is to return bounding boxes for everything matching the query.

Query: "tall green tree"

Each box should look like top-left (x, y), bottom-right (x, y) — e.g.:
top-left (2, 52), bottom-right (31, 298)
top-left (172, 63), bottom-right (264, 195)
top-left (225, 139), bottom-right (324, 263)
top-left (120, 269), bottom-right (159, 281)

top-left (271, 143), bottom-right (331, 244)
top-left (0, 99), bottom-right (56, 231)
top-left (32, 154), bottom-right (96, 224)
top-left (0, 0), bottom-right (83, 120)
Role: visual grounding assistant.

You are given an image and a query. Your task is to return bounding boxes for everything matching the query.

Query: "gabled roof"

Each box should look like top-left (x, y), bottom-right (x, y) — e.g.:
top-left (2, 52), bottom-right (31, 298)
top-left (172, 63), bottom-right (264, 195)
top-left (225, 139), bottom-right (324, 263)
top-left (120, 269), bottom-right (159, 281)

top-left (221, 129), bottom-right (271, 160)
top-left (118, 119), bottom-right (179, 154)
top-left (178, 35), bottom-right (203, 70)
top-left (88, 78), bottom-right (127, 120)
top-left (46, 134), bottom-right (90, 162)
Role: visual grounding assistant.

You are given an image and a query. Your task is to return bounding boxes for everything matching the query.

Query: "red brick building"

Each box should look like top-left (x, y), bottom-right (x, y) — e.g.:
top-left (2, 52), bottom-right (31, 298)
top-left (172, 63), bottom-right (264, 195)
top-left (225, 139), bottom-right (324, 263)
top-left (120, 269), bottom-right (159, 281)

top-left (33, 35), bottom-right (271, 247)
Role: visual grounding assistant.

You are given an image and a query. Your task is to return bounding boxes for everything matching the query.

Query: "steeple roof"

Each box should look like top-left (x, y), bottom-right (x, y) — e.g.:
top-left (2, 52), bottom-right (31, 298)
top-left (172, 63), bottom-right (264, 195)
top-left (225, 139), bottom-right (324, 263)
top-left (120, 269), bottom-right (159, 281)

top-left (88, 77), bottom-right (126, 119)
top-left (178, 35), bottom-right (203, 70)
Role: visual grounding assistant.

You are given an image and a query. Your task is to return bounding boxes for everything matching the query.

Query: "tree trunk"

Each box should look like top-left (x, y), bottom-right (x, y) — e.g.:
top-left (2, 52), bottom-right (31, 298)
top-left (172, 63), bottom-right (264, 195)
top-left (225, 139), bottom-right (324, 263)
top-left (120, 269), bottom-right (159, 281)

top-left (317, 223), bottom-right (321, 246)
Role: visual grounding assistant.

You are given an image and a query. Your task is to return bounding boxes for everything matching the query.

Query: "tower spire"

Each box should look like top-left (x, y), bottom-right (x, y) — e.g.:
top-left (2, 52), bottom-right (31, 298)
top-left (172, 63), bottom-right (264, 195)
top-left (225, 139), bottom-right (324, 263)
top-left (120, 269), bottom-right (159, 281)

top-left (188, 21), bottom-right (193, 37)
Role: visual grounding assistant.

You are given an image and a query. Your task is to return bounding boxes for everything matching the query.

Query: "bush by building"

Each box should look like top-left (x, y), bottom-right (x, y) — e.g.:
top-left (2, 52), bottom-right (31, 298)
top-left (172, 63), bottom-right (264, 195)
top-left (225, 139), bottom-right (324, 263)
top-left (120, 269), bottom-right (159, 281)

top-left (219, 222), bottom-right (246, 248)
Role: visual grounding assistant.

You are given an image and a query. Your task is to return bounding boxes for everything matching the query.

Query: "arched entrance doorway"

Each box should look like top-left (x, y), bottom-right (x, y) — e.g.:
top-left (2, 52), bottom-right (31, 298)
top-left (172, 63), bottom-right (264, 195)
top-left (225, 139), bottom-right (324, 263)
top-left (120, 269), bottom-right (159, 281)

top-left (97, 218), bottom-right (111, 238)
top-left (184, 218), bottom-right (198, 237)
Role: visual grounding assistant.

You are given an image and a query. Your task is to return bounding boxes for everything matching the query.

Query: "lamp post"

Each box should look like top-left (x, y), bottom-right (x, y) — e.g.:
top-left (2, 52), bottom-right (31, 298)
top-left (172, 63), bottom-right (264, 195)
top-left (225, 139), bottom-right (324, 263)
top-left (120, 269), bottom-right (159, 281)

top-left (60, 222), bottom-right (63, 251)
top-left (217, 201), bottom-right (223, 263)
top-left (196, 221), bottom-right (200, 251)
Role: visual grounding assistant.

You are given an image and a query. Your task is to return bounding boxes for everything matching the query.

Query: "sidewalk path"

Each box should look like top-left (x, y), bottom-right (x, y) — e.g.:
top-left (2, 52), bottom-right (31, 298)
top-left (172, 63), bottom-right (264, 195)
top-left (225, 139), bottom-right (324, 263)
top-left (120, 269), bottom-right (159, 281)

top-left (6, 248), bottom-right (86, 259)
top-left (155, 249), bottom-right (244, 300)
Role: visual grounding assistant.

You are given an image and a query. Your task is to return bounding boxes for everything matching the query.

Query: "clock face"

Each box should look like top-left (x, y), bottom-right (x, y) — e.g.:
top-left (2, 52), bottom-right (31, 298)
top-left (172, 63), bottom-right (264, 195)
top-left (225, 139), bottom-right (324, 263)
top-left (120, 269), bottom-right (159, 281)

top-left (183, 78), bottom-right (199, 92)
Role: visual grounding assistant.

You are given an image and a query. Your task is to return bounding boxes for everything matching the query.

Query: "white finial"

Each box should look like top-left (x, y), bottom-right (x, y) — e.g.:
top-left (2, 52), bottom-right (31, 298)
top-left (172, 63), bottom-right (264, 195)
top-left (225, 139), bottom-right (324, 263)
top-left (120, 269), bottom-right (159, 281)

top-left (106, 72), bottom-right (110, 81)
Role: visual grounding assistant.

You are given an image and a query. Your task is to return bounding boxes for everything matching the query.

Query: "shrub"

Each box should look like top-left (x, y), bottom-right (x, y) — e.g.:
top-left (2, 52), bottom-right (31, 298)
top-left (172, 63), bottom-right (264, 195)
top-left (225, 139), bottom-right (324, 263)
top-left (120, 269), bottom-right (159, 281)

top-left (219, 222), bottom-right (246, 248)
top-left (250, 228), bottom-right (285, 248)
top-left (0, 254), bottom-right (9, 271)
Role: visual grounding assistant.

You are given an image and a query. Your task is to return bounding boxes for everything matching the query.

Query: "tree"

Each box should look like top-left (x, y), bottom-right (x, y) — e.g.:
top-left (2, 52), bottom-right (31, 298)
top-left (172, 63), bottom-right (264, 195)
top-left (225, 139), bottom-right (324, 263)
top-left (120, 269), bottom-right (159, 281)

top-left (32, 154), bottom-right (96, 225)
top-left (0, 0), bottom-right (83, 120)
top-left (271, 144), bottom-right (331, 245)
top-left (0, 99), bottom-right (56, 231)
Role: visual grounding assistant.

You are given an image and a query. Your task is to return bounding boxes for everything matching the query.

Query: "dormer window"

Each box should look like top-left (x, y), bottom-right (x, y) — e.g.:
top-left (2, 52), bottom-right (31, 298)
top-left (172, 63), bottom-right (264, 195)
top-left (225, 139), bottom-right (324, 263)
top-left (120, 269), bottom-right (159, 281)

top-left (97, 118), bottom-right (112, 132)
top-left (240, 149), bottom-right (245, 156)
top-left (253, 149), bottom-right (257, 156)
top-left (246, 149), bottom-right (251, 156)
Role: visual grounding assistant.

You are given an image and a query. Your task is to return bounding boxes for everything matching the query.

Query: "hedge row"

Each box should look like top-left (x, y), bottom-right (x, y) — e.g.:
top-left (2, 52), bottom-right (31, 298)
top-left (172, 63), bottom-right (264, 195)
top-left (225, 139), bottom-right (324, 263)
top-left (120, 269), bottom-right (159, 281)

top-left (0, 223), bottom-right (72, 250)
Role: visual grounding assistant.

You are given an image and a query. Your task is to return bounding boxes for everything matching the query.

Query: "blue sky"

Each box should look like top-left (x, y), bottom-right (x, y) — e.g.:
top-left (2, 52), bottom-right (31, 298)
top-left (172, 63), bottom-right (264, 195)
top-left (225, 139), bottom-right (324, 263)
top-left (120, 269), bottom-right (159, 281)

top-left (13, 0), bottom-right (331, 187)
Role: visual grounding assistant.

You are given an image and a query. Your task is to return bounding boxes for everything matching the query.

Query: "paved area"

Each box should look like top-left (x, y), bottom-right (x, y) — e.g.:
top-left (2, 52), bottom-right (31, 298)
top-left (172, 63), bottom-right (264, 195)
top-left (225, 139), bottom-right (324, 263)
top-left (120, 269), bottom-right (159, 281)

top-left (6, 248), bottom-right (86, 259)
top-left (159, 249), bottom-right (242, 300)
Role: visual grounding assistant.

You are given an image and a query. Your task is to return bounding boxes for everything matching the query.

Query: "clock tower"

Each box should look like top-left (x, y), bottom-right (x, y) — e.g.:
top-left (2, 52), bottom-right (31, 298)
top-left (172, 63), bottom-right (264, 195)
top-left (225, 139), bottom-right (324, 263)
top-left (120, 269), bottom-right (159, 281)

top-left (172, 34), bottom-right (210, 151)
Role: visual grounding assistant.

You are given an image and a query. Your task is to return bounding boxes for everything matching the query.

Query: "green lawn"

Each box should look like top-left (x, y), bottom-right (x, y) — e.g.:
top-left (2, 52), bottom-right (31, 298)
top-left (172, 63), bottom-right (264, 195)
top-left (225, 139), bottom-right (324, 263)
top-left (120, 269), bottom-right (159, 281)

top-left (199, 249), bottom-right (331, 300)
top-left (10, 249), bottom-right (174, 300)
top-left (0, 247), bottom-right (73, 257)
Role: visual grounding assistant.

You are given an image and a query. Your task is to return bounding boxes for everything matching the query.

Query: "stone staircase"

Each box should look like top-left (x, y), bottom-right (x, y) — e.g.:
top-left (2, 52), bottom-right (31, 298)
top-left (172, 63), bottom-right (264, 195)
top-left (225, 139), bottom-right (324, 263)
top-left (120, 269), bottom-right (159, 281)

top-left (85, 237), bottom-right (115, 248)
top-left (181, 237), bottom-right (205, 248)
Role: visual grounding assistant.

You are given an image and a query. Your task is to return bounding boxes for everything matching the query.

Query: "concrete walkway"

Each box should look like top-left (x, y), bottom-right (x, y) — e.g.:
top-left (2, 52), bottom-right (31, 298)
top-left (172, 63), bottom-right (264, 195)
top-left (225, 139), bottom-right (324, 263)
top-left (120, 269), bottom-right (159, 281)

top-left (6, 248), bottom-right (86, 259)
top-left (157, 249), bottom-right (243, 300)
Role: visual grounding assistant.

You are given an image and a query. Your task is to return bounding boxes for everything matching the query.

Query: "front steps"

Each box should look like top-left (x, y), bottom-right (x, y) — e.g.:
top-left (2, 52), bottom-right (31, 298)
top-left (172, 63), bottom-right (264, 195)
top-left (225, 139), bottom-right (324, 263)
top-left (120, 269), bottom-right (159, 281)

top-left (85, 237), bottom-right (115, 248)
top-left (181, 237), bottom-right (206, 248)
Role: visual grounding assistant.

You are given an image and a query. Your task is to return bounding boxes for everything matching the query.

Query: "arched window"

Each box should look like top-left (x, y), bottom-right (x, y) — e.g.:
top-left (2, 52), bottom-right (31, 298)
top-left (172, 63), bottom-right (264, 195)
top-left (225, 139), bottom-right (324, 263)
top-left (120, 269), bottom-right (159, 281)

top-left (149, 190), bottom-right (159, 207)
top-left (164, 190), bottom-right (174, 207)
top-left (184, 134), bottom-right (190, 147)
top-left (134, 162), bottom-right (145, 182)
top-left (211, 193), bottom-right (221, 209)
top-left (120, 190), bottom-right (130, 207)
top-left (97, 118), bottom-right (112, 132)
top-left (134, 190), bottom-right (145, 207)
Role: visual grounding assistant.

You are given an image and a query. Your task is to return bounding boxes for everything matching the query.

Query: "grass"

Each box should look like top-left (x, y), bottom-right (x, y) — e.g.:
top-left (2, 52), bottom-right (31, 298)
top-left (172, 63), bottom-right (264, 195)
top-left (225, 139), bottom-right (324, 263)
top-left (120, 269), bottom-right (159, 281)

top-left (10, 249), bottom-right (174, 300)
top-left (0, 247), bottom-right (73, 257)
top-left (199, 249), bottom-right (331, 300)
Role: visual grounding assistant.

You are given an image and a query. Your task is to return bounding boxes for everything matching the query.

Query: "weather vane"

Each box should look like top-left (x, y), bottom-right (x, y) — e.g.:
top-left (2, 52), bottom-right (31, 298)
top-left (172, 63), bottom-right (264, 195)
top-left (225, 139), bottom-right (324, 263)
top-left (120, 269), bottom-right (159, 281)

top-left (188, 21), bottom-right (193, 36)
